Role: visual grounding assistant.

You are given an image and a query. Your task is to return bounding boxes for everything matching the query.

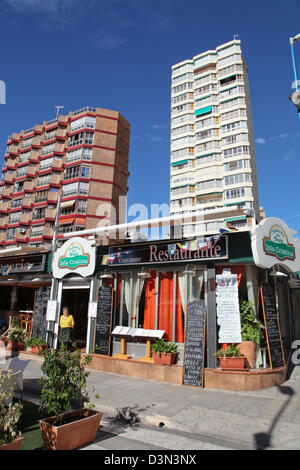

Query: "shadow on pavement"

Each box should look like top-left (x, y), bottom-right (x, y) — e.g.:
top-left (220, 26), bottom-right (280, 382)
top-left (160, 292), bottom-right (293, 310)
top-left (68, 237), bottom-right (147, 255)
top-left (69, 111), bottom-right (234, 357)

top-left (254, 385), bottom-right (295, 450)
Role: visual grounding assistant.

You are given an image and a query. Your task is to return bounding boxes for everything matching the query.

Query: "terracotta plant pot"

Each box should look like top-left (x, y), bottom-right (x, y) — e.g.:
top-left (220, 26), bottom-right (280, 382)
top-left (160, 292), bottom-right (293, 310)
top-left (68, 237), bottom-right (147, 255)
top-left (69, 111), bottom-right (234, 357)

top-left (6, 341), bottom-right (24, 352)
top-left (30, 345), bottom-right (46, 355)
top-left (218, 356), bottom-right (246, 370)
top-left (40, 409), bottom-right (102, 450)
top-left (237, 341), bottom-right (256, 369)
top-left (0, 436), bottom-right (23, 450)
top-left (152, 351), bottom-right (176, 365)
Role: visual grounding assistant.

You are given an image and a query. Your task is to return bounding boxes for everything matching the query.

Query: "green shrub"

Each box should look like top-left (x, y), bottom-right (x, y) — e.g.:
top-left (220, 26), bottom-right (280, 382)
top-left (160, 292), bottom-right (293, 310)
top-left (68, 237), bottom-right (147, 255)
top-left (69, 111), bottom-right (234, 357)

top-left (0, 371), bottom-right (23, 446)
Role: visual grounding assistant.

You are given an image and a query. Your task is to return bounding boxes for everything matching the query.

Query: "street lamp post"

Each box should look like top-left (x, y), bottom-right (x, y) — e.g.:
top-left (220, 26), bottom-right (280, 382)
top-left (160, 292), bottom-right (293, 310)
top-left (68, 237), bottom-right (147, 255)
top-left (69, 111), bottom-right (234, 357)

top-left (289, 34), bottom-right (300, 125)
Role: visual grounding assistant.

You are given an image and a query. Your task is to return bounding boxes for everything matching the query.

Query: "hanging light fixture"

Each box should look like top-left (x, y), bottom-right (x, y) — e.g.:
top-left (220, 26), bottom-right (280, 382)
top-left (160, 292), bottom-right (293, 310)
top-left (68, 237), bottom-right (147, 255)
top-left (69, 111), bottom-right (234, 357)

top-left (182, 265), bottom-right (197, 276)
top-left (99, 270), bottom-right (113, 279)
top-left (138, 267), bottom-right (151, 279)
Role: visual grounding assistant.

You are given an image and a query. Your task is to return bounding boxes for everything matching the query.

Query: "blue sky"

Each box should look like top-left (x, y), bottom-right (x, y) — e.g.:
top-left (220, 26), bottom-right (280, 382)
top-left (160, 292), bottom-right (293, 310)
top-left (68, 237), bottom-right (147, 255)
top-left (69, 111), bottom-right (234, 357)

top-left (0, 0), bottom-right (300, 237)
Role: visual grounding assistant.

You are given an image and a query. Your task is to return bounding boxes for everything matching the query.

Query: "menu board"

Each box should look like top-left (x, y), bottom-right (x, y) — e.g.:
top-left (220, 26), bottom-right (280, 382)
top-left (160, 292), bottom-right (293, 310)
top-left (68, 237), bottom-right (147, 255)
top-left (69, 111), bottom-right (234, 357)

top-left (182, 300), bottom-right (206, 388)
top-left (32, 286), bottom-right (51, 340)
top-left (260, 285), bottom-right (285, 369)
top-left (94, 285), bottom-right (114, 356)
top-left (216, 272), bottom-right (242, 343)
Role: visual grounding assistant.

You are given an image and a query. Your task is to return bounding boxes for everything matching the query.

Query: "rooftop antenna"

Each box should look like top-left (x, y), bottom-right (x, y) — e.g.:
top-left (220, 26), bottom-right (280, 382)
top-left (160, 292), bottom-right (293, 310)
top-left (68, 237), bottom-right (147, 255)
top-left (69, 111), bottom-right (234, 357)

top-left (233, 33), bottom-right (239, 40)
top-left (55, 105), bottom-right (64, 119)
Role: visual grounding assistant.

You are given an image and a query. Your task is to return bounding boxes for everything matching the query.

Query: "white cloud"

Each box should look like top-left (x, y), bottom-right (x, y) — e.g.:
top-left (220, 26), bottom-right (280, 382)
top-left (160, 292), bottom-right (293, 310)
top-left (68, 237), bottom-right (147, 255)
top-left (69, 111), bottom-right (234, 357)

top-left (282, 149), bottom-right (298, 161)
top-left (255, 138), bottom-right (267, 144)
top-left (2, 0), bottom-right (91, 30)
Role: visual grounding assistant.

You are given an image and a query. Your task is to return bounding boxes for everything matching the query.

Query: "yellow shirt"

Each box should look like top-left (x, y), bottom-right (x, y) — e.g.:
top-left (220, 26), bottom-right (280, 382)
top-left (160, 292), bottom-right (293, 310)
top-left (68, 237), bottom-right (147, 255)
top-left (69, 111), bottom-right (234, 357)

top-left (60, 315), bottom-right (74, 328)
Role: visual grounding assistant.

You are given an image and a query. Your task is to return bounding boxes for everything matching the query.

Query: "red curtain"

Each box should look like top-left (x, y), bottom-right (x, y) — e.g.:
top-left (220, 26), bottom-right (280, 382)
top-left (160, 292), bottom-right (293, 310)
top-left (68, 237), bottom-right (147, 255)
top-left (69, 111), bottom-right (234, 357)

top-left (216, 265), bottom-right (244, 286)
top-left (143, 272), bottom-right (184, 343)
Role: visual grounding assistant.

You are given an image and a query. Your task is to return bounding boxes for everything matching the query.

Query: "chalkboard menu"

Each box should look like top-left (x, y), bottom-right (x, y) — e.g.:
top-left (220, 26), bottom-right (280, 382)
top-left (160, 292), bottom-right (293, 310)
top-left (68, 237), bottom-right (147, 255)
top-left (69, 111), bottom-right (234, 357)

top-left (260, 285), bottom-right (285, 369)
top-left (32, 286), bottom-right (51, 341)
top-left (94, 285), bottom-right (114, 356)
top-left (182, 300), bottom-right (206, 388)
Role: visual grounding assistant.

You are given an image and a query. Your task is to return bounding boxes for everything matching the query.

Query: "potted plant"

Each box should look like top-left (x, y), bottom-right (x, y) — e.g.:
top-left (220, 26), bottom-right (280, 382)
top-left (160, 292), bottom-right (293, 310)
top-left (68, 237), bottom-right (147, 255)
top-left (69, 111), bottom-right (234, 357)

top-left (0, 370), bottom-right (23, 450)
top-left (39, 343), bottom-right (102, 450)
top-left (6, 327), bottom-right (26, 352)
top-left (238, 301), bottom-right (265, 369)
top-left (215, 344), bottom-right (246, 370)
top-left (152, 339), bottom-right (178, 365)
top-left (25, 336), bottom-right (47, 354)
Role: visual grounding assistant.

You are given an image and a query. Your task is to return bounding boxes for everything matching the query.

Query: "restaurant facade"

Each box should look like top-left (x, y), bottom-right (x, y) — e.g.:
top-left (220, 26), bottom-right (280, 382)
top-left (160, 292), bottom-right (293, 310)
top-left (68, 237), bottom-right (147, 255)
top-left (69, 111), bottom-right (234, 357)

top-left (5, 216), bottom-right (299, 390)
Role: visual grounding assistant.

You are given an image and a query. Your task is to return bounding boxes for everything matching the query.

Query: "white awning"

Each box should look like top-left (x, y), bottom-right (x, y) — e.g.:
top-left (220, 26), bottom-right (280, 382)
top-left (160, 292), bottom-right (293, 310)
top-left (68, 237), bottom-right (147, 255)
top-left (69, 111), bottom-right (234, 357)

top-left (60, 200), bottom-right (76, 209)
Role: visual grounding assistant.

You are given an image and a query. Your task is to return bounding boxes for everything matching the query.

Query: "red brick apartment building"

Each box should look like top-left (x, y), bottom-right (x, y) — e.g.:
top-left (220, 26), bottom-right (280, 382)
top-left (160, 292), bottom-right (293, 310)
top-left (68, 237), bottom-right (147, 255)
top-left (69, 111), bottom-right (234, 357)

top-left (0, 106), bottom-right (130, 248)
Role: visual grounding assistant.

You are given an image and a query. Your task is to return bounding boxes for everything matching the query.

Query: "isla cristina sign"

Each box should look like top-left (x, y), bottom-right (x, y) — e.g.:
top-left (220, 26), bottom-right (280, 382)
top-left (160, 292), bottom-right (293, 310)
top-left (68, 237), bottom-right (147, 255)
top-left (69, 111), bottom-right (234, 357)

top-left (53, 237), bottom-right (96, 279)
top-left (58, 243), bottom-right (90, 269)
top-left (252, 217), bottom-right (300, 272)
top-left (263, 225), bottom-right (295, 261)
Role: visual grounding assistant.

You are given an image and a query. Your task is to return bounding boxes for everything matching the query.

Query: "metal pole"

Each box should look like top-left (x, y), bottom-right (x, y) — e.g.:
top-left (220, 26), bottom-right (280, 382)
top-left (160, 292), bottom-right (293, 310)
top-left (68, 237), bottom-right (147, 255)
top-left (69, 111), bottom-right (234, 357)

top-left (46, 194), bottom-right (61, 348)
top-left (290, 40), bottom-right (300, 126)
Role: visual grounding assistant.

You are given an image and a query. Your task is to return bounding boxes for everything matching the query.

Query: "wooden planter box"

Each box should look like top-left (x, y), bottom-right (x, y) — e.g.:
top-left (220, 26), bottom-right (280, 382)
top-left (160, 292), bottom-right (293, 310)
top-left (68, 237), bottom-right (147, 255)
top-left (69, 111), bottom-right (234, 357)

top-left (218, 356), bottom-right (246, 371)
top-left (40, 409), bottom-right (102, 450)
top-left (152, 351), bottom-right (177, 365)
top-left (0, 436), bottom-right (23, 450)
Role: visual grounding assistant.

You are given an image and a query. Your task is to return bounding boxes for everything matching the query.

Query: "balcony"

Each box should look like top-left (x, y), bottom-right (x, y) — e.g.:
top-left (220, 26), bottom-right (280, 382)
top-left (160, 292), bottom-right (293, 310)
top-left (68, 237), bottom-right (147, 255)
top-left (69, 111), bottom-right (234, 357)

top-left (51, 158), bottom-right (63, 171)
top-left (47, 191), bottom-right (59, 204)
top-left (45, 208), bottom-right (56, 220)
top-left (26, 166), bottom-right (37, 178)
top-left (19, 212), bottom-right (31, 225)
top-left (4, 173), bottom-right (14, 184)
top-left (32, 136), bottom-right (42, 149)
top-left (22, 196), bottom-right (34, 208)
top-left (0, 216), bottom-right (9, 228)
top-left (57, 115), bottom-right (68, 127)
top-left (54, 143), bottom-right (65, 155)
top-left (49, 174), bottom-right (61, 186)
top-left (56, 128), bottom-right (67, 140)
top-left (24, 180), bottom-right (35, 192)
top-left (42, 226), bottom-right (54, 238)
top-left (6, 159), bottom-right (16, 169)
top-left (16, 228), bottom-right (29, 241)
top-left (29, 152), bottom-right (40, 163)
top-left (0, 201), bottom-right (10, 214)
top-left (1, 186), bottom-right (13, 198)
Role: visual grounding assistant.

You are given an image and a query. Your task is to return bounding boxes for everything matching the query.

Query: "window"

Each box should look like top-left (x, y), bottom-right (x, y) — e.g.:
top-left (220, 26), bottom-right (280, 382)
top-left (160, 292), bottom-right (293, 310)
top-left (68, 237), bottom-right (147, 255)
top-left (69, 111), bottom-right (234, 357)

top-left (9, 211), bottom-right (21, 223)
top-left (77, 199), bottom-right (87, 214)
top-left (16, 166), bottom-right (27, 177)
top-left (225, 187), bottom-right (246, 199)
top-left (37, 174), bottom-right (50, 187)
top-left (62, 182), bottom-right (78, 196)
top-left (64, 165), bottom-right (80, 180)
top-left (58, 224), bottom-right (74, 234)
top-left (33, 207), bottom-right (46, 220)
top-left (196, 179), bottom-right (222, 191)
top-left (80, 166), bottom-right (91, 178)
top-left (222, 133), bottom-right (248, 146)
top-left (224, 173), bottom-right (251, 185)
top-left (66, 147), bottom-right (92, 163)
top-left (78, 181), bottom-right (89, 195)
top-left (35, 190), bottom-right (48, 202)
top-left (40, 157), bottom-right (54, 170)
top-left (224, 159), bottom-right (250, 172)
top-left (21, 137), bottom-right (33, 149)
top-left (42, 143), bottom-right (55, 155)
top-left (68, 131), bottom-right (94, 148)
top-left (223, 146), bottom-right (249, 159)
top-left (19, 152), bottom-right (30, 163)
top-left (7, 227), bottom-right (17, 240)
top-left (30, 225), bottom-right (43, 237)
top-left (11, 198), bottom-right (23, 208)
top-left (14, 181), bottom-right (24, 192)
top-left (44, 129), bottom-right (57, 141)
top-left (70, 116), bottom-right (96, 132)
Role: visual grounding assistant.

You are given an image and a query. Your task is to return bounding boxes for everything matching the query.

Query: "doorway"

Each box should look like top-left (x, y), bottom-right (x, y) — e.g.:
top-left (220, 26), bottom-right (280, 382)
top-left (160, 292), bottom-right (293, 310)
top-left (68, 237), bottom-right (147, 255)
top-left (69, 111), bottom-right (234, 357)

top-left (60, 287), bottom-right (90, 349)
